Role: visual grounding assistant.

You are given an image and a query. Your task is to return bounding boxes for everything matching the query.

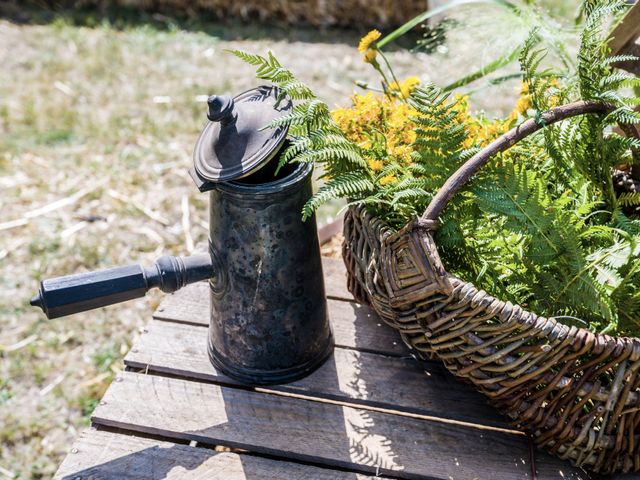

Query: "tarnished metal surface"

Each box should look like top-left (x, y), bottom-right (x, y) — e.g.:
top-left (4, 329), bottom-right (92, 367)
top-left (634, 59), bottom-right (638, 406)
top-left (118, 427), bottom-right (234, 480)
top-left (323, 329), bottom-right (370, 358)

top-left (31, 85), bottom-right (332, 386)
top-left (207, 161), bottom-right (333, 385)
top-left (193, 86), bottom-right (292, 183)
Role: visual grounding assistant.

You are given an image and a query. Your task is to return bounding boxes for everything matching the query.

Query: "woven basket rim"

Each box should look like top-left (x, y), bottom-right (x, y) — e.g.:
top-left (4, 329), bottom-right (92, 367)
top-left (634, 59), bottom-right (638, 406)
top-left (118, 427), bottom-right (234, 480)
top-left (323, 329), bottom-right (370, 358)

top-left (356, 203), bottom-right (640, 352)
top-left (389, 100), bottom-right (640, 349)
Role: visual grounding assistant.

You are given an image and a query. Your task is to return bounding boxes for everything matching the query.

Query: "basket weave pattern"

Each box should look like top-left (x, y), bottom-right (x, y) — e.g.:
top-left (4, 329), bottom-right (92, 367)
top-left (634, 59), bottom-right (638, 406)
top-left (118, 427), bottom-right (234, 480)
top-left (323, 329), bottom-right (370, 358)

top-left (341, 101), bottom-right (640, 475)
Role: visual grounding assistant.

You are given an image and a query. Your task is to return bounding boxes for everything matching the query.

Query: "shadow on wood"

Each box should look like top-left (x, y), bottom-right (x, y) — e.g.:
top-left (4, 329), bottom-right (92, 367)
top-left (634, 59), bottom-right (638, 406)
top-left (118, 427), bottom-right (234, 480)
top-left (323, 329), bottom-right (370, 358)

top-left (56, 429), bottom-right (379, 479)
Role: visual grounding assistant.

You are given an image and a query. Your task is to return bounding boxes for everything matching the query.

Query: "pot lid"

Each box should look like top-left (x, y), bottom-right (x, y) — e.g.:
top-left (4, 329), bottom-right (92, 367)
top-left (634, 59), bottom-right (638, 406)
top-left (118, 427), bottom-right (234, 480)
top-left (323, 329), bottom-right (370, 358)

top-left (193, 85), bottom-right (293, 183)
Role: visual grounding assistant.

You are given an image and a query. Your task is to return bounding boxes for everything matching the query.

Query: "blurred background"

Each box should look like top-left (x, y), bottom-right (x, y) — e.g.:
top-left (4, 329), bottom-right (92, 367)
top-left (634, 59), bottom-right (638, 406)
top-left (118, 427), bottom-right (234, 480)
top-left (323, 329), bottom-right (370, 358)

top-left (0, 0), bottom-right (580, 477)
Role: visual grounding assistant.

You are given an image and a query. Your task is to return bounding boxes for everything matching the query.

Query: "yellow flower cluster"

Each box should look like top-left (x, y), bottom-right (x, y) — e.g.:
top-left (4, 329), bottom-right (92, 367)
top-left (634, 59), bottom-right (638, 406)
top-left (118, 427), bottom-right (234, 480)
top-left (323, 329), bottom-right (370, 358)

top-left (379, 175), bottom-right (396, 186)
top-left (332, 91), bottom-right (419, 183)
top-left (454, 94), bottom-right (508, 148)
top-left (358, 30), bottom-right (381, 63)
top-left (368, 158), bottom-right (384, 171)
top-left (508, 82), bottom-right (533, 122)
top-left (389, 76), bottom-right (421, 99)
top-left (457, 82), bottom-right (544, 149)
top-left (331, 77), bottom-right (561, 189)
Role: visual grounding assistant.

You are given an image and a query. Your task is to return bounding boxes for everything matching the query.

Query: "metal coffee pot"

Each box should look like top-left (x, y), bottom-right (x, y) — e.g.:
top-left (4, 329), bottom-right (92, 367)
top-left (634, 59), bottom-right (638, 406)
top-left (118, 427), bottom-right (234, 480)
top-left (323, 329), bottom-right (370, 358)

top-left (31, 86), bottom-right (334, 385)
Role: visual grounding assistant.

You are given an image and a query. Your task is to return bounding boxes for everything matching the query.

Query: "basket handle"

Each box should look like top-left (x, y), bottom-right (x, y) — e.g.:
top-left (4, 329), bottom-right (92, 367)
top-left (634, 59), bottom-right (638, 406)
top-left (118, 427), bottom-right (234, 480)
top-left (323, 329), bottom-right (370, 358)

top-left (420, 100), bottom-right (637, 227)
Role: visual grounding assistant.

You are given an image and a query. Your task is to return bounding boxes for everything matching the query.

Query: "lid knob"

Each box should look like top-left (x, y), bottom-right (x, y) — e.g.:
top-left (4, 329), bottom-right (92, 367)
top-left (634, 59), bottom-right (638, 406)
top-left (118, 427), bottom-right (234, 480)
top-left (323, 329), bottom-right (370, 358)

top-left (193, 86), bottom-right (292, 185)
top-left (207, 95), bottom-right (236, 125)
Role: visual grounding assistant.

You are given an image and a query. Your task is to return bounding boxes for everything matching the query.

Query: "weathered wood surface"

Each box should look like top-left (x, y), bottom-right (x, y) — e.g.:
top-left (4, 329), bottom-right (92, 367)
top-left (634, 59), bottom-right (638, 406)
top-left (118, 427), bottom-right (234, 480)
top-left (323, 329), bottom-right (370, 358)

top-left (55, 254), bottom-right (595, 479)
top-left (609, 2), bottom-right (640, 75)
top-left (319, 256), bottom-right (351, 300)
top-left (154, 281), bottom-right (408, 357)
top-left (125, 318), bottom-right (509, 428)
top-left (609, 1), bottom-right (640, 56)
top-left (92, 371), bottom-right (588, 480)
top-left (54, 429), bottom-right (385, 479)
top-left (318, 216), bottom-right (344, 245)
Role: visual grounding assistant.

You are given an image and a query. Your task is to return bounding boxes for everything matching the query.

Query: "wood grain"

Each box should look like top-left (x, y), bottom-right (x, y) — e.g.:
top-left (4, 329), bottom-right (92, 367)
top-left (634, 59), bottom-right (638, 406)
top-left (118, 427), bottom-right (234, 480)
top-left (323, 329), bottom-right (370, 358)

top-left (154, 281), bottom-right (407, 357)
top-left (321, 256), bottom-right (352, 301)
top-left (54, 428), bottom-right (384, 479)
top-left (608, 1), bottom-right (640, 56)
top-left (92, 372), bottom-right (590, 480)
top-left (318, 216), bottom-right (344, 245)
top-left (125, 319), bottom-right (509, 428)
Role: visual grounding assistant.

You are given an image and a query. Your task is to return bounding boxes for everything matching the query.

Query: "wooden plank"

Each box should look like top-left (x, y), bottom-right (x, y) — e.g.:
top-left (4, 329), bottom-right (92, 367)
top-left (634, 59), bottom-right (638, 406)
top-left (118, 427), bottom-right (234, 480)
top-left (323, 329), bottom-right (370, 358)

top-left (125, 319), bottom-right (509, 429)
top-left (154, 281), bottom-right (407, 357)
top-left (318, 216), bottom-right (344, 245)
top-left (55, 428), bottom-right (384, 479)
top-left (92, 372), bottom-right (590, 480)
top-left (322, 256), bottom-right (353, 301)
top-left (609, 1), bottom-right (640, 56)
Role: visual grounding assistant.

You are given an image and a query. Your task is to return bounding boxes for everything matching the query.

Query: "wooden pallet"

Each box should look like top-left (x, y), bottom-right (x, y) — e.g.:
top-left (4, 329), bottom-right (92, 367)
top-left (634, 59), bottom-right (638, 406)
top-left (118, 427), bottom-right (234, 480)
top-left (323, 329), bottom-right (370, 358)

top-left (55, 257), bottom-right (594, 480)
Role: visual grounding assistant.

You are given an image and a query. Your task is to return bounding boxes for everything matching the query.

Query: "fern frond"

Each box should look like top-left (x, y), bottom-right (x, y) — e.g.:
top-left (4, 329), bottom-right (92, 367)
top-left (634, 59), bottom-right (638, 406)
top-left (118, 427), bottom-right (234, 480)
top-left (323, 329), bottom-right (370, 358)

top-left (296, 146), bottom-right (366, 167)
top-left (303, 174), bottom-right (374, 220)
top-left (606, 107), bottom-right (640, 125)
top-left (228, 49), bottom-right (265, 66)
top-left (604, 54), bottom-right (640, 64)
top-left (391, 188), bottom-right (430, 206)
top-left (618, 192), bottom-right (640, 207)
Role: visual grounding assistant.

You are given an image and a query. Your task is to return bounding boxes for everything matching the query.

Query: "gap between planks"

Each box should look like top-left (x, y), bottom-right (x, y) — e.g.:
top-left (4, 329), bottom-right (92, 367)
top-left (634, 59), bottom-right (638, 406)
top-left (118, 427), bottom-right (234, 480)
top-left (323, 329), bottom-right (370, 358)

top-left (134, 255), bottom-right (590, 479)
top-left (153, 285), bottom-right (409, 358)
top-left (91, 371), bottom-right (589, 480)
top-left (126, 318), bottom-right (511, 430)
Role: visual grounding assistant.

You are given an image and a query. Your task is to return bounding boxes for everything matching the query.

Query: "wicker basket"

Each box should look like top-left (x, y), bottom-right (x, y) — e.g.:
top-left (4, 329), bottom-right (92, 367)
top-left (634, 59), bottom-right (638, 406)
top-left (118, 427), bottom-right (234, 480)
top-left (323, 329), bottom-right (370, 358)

top-left (342, 100), bottom-right (640, 475)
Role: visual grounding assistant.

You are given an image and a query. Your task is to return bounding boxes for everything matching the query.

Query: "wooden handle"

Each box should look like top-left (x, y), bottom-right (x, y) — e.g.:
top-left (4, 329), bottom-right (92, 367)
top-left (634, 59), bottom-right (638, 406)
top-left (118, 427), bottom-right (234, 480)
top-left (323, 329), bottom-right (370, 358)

top-left (420, 100), bottom-right (621, 225)
top-left (31, 253), bottom-right (214, 319)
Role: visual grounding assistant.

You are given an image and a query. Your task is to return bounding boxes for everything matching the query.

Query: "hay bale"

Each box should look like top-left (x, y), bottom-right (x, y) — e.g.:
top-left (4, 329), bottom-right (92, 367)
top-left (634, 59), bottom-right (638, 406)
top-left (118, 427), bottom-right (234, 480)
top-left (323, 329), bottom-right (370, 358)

top-left (81, 0), bottom-right (430, 28)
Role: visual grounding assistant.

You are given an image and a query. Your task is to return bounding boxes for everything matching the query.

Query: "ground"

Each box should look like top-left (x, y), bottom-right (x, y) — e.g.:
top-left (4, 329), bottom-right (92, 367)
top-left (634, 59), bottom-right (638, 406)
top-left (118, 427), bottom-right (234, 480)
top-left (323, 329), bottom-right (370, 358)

top-left (0, 5), bottom-right (571, 477)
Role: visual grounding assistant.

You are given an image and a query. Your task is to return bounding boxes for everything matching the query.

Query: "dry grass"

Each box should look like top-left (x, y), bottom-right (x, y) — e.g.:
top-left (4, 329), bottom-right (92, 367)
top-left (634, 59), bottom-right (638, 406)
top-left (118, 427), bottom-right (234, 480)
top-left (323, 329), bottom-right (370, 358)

top-left (0, 12), bottom-right (525, 478)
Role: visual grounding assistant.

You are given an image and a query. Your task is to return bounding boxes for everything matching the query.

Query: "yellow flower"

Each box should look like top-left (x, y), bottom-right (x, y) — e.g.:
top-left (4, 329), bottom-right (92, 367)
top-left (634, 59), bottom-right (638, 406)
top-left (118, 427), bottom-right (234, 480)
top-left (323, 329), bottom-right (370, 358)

top-left (379, 175), bottom-right (396, 186)
top-left (547, 78), bottom-right (562, 107)
top-left (454, 93), bottom-right (471, 123)
top-left (403, 129), bottom-right (417, 145)
top-left (389, 76), bottom-right (421, 99)
top-left (363, 49), bottom-right (377, 64)
top-left (392, 144), bottom-right (413, 164)
top-left (400, 76), bottom-right (420, 98)
top-left (387, 102), bottom-right (417, 129)
top-left (358, 30), bottom-right (381, 53)
top-left (508, 81), bottom-right (532, 121)
top-left (368, 158), bottom-right (384, 171)
top-left (454, 93), bottom-right (469, 103)
top-left (462, 122), bottom-right (483, 148)
top-left (330, 92), bottom-right (417, 169)
top-left (514, 96), bottom-right (531, 115)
